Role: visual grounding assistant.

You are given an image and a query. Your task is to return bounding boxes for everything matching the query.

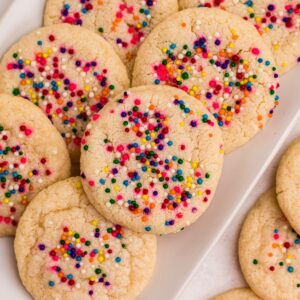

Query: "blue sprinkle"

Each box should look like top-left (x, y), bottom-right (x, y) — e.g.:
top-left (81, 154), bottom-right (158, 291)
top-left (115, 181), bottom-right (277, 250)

top-left (48, 281), bottom-right (55, 287)
top-left (288, 266), bottom-right (294, 273)
top-left (145, 226), bottom-right (152, 232)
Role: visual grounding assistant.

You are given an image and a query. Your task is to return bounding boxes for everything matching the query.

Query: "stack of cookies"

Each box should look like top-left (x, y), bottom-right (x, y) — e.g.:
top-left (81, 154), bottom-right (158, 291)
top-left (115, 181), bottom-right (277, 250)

top-left (0, 0), bottom-right (299, 299)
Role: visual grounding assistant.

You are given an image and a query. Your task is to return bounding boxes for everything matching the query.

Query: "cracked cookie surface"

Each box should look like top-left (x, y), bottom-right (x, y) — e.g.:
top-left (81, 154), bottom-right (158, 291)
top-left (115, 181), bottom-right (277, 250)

top-left (44, 0), bottom-right (178, 73)
top-left (132, 8), bottom-right (280, 153)
top-left (0, 94), bottom-right (70, 236)
top-left (276, 137), bottom-right (300, 235)
top-left (179, 0), bottom-right (300, 73)
top-left (0, 24), bottom-right (129, 162)
top-left (239, 189), bottom-right (300, 300)
top-left (80, 85), bottom-right (224, 234)
top-left (15, 177), bottom-right (156, 300)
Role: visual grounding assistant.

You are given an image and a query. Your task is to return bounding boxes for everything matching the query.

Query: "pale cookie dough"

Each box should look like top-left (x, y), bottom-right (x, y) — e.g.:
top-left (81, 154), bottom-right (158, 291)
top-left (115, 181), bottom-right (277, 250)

top-left (132, 8), bottom-right (280, 153)
top-left (277, 137), bottom-right (300, 235)
top-left (239, 188), bottom-right (300, 300)
top-left (211, 288), bottom-right (261, 300)
top-left (179, 0), bottom-right (300, 73)
top-left (80, 85), bottom-right (224, 234)
top-left (15, 177), bottom-right (156, 300)
top-left (0, 24), bottom-right (129, 162)
top-left (44, 0), bottom-right (179, 73)
top-left (0, 94), bottom-right (70, 236)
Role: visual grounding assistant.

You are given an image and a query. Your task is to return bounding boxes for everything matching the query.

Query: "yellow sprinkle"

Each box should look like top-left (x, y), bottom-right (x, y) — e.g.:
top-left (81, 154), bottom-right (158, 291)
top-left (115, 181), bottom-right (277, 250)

top-left (91, 220), bottom-right (98, 226)
top-left (98, 255), bottom-right (105, 263)
top-left (255, 17), bottom-right (261, 23)
top-left (191, 162), bottom-right (198, 169)
top-left (179, 121), bottom-right (185, 127)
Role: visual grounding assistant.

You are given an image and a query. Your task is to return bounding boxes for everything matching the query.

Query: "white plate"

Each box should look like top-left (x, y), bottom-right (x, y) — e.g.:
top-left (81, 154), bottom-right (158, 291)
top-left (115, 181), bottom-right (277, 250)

top-left (0, 1), bottom-right (300, 299)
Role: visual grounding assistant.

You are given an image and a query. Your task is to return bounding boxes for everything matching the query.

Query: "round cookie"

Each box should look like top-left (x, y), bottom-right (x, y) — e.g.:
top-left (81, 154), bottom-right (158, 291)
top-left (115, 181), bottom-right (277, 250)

top-left (239, 188), bottom-right (300, 300)
top-left (179, 1), bottom-right (300, 73)
top-left (80, 86), bottom-right (224, 234)
top-left (0, 94), bottom-right (70, 236)
top-left (0, 24), bottom-right (129, 162)
top-left (211, 288), bottom-right (261, 300)
top-left (276, 137), bottom-right (300, 235)
top-left (44, 0), bottom-right (179, 73)
top-left (132, 8), bottom-right (280, 153)
top-left (15, 177), bottom-right (156, 300)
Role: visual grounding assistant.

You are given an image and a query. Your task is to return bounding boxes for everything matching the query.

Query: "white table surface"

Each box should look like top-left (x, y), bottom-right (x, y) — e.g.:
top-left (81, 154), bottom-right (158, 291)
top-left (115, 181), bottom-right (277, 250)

top-left (1, 1), bottom-right (300, 299)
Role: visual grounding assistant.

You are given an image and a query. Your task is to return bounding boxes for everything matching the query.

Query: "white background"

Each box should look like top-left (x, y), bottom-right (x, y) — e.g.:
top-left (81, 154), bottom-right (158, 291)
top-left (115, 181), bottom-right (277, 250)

top-left (1, 1), bottom-right (300, 299)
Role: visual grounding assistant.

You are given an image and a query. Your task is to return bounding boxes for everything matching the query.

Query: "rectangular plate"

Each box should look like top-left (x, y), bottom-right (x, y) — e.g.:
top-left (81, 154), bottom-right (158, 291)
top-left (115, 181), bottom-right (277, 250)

top-left (0, 1), bottom-right (300, 299)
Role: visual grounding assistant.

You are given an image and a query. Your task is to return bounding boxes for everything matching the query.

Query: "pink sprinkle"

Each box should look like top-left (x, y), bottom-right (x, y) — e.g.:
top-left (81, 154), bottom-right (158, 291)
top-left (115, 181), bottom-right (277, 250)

top-left (251, 48), bottom-right (260, 56)
top-left (88, 180), bottom-right (95, 187)
top-left (182, 86), bottom-right (189, 92)
top-left (117, 145), bottom-right (124, 152)
top-left (25, 129), bottom-right (32, 136)
top-left (155, 64), bottom-right (169, 81)
top-left (93, 114), bottom-right (100, 121)
top-left (122, 153), bottom-right (129, 161)
top-left (174, 186), bottom-right (181, 194)
top-left (20, 157), bottom-right (27, 164)
top-left (209, 80), bottom-right (217, 88)
top-left (212, 102), bottom-right (219, 109)
top-left (69, 83), bottom-right (77, 91)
